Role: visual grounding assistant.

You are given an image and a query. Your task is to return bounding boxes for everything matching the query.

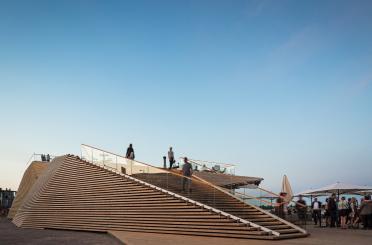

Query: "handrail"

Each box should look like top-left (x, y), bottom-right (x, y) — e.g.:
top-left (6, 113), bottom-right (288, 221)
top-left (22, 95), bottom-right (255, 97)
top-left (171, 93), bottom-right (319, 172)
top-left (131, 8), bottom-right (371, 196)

top-left (25, 153), bottom-right (56, 166)
top-left (193, 175), bottom-right (308, 235)
top-left (235, 190), bottom-right (307, 209)
top-left (80, 144), bottom-right (307, 235)
top-left (233, 191), bottom-right (278, 207)
top-left (80, 144), bottom-right (280, 236)
top-left (81, 143), bottom-right (160, 169)
top-left (83, 156), bottom-right (276, 236)
top-left (182, 157), bottom-right (236, 168)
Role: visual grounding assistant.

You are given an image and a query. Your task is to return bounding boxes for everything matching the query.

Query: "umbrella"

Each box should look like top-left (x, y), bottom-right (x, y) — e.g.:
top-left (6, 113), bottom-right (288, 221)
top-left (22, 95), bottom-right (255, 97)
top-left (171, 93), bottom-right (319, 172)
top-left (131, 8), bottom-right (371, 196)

top-left (297, 182), bottom-right (372, 197)
top-left (281, 175), bottom-right (294, 203)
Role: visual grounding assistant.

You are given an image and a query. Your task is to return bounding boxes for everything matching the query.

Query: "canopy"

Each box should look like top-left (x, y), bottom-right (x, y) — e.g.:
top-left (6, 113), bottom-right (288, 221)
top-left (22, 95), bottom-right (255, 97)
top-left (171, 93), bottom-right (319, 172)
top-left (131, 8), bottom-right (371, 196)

top-left (296, 182), bottom-right (372, 196)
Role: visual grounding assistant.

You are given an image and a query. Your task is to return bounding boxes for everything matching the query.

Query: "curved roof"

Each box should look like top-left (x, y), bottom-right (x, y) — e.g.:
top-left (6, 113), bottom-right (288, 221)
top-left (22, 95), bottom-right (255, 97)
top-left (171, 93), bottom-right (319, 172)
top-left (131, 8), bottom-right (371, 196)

top-left (193, 171), bottom-right (263, 188)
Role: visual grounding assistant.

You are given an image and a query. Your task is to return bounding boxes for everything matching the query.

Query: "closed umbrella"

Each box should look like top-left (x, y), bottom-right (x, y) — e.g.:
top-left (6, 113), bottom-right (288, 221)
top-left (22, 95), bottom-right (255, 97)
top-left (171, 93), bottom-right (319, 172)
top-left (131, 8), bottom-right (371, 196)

top-left (281, 175), bottom-right (294, 203)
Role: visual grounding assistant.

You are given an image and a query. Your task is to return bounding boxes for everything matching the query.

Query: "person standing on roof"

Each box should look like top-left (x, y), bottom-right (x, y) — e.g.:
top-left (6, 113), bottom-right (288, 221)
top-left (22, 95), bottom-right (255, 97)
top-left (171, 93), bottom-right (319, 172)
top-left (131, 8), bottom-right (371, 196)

top-left (168, 147), bottom-right (175, 169)
top-left (126, 144), bottom-right (135, 160)
top-left (182, 157), bottom-right (193, 192)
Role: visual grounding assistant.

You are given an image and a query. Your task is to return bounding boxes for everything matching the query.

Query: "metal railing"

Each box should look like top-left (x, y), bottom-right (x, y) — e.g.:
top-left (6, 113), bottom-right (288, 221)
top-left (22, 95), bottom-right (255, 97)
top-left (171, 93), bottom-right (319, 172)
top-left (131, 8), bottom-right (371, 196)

top-left (80, 144), bottom-right (309, 236)
top-left (80, 144), bottom-right (277, 236)
top-left (26, 153), bottom-right (56, 166)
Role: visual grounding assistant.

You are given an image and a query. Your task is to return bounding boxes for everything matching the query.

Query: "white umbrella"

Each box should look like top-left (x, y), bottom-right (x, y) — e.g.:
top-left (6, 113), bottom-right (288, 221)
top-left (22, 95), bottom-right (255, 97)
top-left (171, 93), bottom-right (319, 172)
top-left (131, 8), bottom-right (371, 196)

top-left (281, 175), bottom-right (294, 202)
top-left (297, 182), bottom-right (372, 197)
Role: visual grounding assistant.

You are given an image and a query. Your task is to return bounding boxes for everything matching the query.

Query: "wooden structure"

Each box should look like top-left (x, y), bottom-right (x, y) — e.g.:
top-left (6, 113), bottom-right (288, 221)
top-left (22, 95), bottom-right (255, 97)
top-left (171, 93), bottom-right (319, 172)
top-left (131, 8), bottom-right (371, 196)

top-left (11, 154), bottom-right (308, 240)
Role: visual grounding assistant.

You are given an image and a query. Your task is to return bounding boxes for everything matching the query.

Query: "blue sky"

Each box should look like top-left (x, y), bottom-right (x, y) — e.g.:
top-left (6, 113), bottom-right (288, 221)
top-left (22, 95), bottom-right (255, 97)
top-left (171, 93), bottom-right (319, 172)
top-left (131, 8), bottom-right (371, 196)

top-left (0, 0), bottom-right (371, 192)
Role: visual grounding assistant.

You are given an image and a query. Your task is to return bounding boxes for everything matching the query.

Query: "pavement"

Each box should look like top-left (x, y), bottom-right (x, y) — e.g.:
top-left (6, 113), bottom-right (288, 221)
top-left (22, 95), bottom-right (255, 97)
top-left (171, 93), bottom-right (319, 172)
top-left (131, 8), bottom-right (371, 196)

top-left (2, 217), bottom-right (372, 245)
top-left (0, 217), bottom-right (122, 245)
top-left (109, 226), bottom-right (372, 245)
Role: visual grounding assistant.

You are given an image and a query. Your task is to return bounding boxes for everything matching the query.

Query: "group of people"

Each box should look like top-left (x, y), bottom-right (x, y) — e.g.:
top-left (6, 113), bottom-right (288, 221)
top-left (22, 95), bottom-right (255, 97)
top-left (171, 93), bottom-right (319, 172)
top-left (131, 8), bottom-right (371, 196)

top-left (40, 154), bottom-right (51, 162)
top-left (276, 193), bottom-right (372, 230)
top-left (321, 194), bottom-right (372, 229)
top-left (125, 144), bottom-right (193, 192)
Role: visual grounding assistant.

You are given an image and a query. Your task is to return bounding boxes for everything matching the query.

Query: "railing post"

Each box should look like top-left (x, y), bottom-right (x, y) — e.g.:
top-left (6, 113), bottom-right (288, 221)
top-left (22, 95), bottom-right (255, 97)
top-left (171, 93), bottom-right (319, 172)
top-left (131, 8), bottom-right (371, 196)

top-left (102, 150), bottom-right (105, 167)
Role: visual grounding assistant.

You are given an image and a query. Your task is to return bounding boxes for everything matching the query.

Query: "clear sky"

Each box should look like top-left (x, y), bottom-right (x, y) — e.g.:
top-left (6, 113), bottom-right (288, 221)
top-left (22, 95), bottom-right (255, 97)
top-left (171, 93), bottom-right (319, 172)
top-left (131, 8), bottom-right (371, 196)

top-left (0, 0), bottom-right (371, 193)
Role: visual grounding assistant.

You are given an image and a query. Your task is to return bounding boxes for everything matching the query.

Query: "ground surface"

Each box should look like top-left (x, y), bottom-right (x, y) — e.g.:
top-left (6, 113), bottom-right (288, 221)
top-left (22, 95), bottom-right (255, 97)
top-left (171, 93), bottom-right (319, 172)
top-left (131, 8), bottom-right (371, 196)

top-left (2, 217), bottom-right (372, 245)
top-left (0, 217), bottom-right (122, 245)
top-left (110, 226), bottom-right (372, 245)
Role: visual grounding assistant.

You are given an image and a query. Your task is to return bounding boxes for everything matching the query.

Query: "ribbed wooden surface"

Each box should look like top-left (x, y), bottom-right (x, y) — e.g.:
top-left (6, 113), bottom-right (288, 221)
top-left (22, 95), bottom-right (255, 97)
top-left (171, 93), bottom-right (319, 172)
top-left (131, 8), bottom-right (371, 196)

top-left (8, 161), bottom-right (48, 219)
top-left (133, 173), bottom-right (308, 239)
top-left (12, 155), bottom-right (285, 240)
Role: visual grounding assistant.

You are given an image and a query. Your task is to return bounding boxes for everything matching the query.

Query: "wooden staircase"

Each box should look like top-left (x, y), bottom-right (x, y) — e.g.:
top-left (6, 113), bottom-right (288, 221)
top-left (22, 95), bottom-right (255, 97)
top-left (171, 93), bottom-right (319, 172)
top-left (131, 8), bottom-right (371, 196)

top-left (132, 172), bottom-right (308, 239)
top-left (12, 155), bottom-right (308, 240)
top-left (11, 155), bottom-right (281, 239)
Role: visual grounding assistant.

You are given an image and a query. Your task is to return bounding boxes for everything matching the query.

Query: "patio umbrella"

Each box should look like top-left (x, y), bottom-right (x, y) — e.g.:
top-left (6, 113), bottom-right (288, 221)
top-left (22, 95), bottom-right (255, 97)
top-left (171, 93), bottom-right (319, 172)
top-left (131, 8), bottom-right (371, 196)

top-left (297, 182), bottom-right (372, 198)
top-left (281, 175), bottom-right (294, 203)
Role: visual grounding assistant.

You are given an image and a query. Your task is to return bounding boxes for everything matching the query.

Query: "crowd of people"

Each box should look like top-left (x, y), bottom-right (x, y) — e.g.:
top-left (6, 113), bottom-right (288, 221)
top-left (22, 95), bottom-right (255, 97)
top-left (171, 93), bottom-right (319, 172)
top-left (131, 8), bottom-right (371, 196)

top-left (277, 192), bottom-right (372, 230)
top-left (320, 193), bottom-right (372, 229)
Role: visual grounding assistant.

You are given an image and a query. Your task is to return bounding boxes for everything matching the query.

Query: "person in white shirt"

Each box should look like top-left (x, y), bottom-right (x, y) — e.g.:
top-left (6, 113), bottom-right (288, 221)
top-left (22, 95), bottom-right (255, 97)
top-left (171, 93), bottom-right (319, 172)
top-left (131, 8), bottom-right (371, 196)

top-left (311, 197), bottom-right (322, 226)
top-left (168, 147), bottom-right (175, 169)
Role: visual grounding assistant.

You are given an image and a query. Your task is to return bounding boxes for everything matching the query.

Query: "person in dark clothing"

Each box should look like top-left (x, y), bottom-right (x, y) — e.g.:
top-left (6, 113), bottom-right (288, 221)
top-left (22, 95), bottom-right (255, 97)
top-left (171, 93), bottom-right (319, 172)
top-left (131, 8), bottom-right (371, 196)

top-left (328, 193), bottom-right (338, 228)
top-left (41, 154), bottom-right (46, 161)
top-left (296, 195), bottom-right (307, 224)
top-left (182, 157), bottom-right (192, 192)
top-left (46, 154), bottom-right (51, 162)
top-left (359, 195), bottom-right (372, 229)
top-left (275, 192), bottom-right (286, 219)
top-left (311, 197), bottom-right (322, 226)
top-left (126, 144), bottom-right (135, 160)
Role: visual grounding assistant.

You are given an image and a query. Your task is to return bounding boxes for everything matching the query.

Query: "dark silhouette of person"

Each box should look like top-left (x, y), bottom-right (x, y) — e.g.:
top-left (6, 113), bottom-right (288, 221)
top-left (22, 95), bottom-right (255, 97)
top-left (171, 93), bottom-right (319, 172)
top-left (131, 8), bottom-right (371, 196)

top-left (275, 192), bottom-right (287, 218)
top-left (126, 144), bottom-right (135, 160)
top-left (182, 157), bottom-right (193, 192)
top-left (328, 193), bottom-right (338, 227)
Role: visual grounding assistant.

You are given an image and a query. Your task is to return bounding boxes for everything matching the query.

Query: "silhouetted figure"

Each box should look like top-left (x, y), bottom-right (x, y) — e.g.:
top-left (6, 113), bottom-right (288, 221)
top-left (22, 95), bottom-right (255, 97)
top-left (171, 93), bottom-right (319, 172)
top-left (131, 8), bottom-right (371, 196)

top-left (296, 195), bottom-right (307, 225)
top-left (182, 157), bottom-right (192, 192)
top-left (126, 144), bottom-right (135, 160)
top-left (41, 154), bottom-right (46, 162)
top-left (359, 195), bottom-right (372, 229)
top-left (275, 192), bottom-right (286, 218)
top-left (328, 193), bottom-right (338, 227)
top-left (168, 147), bottom-right (175, 169)
top-left (46, 154), bottom-right (51, 162)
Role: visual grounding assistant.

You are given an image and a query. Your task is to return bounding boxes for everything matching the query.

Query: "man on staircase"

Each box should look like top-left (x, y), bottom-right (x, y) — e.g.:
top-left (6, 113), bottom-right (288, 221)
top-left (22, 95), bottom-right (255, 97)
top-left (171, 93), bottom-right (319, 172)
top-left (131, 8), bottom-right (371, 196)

top-left (182, 157), bottom-right (193, 193)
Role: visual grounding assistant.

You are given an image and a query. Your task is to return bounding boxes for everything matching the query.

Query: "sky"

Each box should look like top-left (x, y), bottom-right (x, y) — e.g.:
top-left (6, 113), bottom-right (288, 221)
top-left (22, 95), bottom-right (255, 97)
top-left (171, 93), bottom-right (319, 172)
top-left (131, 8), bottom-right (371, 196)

top-left (0, 0), bottom-right (371, 193)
